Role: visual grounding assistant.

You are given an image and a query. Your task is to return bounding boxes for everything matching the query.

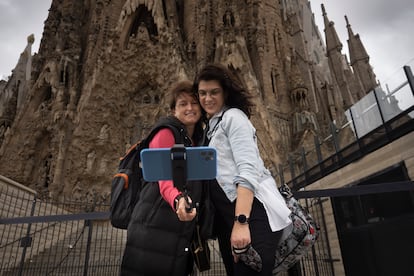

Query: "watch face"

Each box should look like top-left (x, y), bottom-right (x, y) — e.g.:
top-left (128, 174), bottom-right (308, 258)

top-left (236, 214), bottom-right (248, 224)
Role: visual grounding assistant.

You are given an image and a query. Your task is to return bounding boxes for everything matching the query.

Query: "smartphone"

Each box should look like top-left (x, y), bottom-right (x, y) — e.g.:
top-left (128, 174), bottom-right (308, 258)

top-left (140, 146), bottom-right (217, 182)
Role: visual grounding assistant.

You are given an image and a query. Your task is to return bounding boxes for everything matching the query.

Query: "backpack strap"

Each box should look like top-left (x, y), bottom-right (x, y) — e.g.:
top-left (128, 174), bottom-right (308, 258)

top-left (142, 119), bottom-right (185, 150)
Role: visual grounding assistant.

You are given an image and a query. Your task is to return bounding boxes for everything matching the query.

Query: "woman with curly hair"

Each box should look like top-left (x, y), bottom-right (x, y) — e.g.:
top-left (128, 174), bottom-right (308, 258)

top-left (193, 64), bottom-right (292, 276)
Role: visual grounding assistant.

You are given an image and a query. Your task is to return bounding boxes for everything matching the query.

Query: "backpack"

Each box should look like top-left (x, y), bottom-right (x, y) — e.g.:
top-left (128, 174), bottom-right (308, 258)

top-left (273, 184), bottom-right (319, 274)
top-left (110, 121), bottom-right (182, 229)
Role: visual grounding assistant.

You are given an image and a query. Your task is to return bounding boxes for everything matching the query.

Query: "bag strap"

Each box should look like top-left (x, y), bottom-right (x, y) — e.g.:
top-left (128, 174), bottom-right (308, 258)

top-left (193, 202), bottom-right (204, 251)
top-left (279, 183), bottom-right (293, 199)
top-left (202, 108), bottom-right (228, 145)
top-left (142, 122), bottom-right (183, 149)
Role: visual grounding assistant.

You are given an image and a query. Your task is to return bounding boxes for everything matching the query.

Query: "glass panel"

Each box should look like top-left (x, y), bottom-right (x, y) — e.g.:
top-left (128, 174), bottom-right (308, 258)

top-left (375, 86), bottom-right (404, 122)
top-left (349, 91), bottom-right (382, 138)
top-left (304, 146), bottom-right (318, 171)
top-left (319, 133), bottom-right (333, 161)
top-left (342, 109), bottom-right (358, 147)
top-left (377, 66), bottom-right (414, 121)
top-left (391, 84), bottom-right (414, 114)
top-left (381, 62), bottom-right (414, 121)
top-left (319, 134), bottom-right (338, 172)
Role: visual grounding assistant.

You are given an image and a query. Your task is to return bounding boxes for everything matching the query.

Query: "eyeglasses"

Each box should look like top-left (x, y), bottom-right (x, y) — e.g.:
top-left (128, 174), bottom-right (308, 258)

top-left (197, 88), bottom-right (223, 98)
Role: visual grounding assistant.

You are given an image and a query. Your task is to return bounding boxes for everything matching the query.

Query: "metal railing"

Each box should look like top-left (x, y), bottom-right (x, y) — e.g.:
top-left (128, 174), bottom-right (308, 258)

top-left (282, 65), bottom-right (414, 190)
top-left (0, 179), bottom-right (125, 276)
top-left (1, 175), bottom-right (331, 276)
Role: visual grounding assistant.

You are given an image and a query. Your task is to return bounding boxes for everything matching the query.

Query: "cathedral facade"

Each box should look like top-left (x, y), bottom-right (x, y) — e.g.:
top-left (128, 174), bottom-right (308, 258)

top-left (0, 0), bottom-right (378, 201)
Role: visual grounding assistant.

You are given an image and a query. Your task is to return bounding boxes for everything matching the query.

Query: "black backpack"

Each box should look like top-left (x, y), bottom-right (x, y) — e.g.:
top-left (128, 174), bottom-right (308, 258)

top-left (110, 122), bottom-right (182, 229)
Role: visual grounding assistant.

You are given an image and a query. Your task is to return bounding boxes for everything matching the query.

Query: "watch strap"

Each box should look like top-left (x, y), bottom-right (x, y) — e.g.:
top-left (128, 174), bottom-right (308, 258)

top-left (234, 214), bottom-right (249, 224)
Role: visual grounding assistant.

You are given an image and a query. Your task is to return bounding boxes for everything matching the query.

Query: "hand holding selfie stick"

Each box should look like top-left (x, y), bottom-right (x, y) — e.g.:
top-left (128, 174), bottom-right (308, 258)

top-left (171, 144), bottom-right (192, 213)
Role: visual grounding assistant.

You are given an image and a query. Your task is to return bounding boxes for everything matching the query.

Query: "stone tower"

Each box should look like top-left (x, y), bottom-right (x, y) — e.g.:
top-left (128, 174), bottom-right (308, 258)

top-left (0, 0), bottom-right (378, 201)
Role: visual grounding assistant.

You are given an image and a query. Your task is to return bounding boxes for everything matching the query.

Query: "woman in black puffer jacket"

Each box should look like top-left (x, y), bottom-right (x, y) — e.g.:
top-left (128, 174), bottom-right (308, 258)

top-left (121, 80), bottom-right (204, 276)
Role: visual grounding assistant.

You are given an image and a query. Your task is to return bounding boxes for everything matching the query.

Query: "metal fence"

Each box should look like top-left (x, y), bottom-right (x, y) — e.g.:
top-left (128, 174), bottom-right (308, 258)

top-left (1, 175), bottom-right (332, 276)
top-left (0, 178), bottom-right (124, 276)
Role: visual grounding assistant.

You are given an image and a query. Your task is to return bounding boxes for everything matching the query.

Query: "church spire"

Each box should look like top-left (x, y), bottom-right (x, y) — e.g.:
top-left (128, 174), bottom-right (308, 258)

top-left (322, 4), bottom-right (355, 108)
top-left (346, 15), bottom-right (369, 64)
top-left (345, 15), bottom-right (378, 94)
top-left (322, 4), bottom-right (342, 53)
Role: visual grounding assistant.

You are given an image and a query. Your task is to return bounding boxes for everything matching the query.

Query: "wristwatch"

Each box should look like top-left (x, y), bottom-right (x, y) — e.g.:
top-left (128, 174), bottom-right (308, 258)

top-left (234, 214), bottom-right (249, 224)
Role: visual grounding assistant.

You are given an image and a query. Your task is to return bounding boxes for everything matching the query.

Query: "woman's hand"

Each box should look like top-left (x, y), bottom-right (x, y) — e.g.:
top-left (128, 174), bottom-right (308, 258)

top-left (230, 223), bottom-right (251, 262)
top-left (176, 195), bottom-right (196, 221)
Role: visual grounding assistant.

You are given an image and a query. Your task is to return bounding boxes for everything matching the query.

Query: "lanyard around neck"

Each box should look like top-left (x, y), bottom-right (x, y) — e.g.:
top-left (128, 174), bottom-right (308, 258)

top-left (206, 108), bottom-right (228, 141)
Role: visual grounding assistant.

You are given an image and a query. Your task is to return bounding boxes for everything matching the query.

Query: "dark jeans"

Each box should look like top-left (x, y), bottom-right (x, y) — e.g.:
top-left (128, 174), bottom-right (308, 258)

top-left (210, 180), bottom-right (283, 276)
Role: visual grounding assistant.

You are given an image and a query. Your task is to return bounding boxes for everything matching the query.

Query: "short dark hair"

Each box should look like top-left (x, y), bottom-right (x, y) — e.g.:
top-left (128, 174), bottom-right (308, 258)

top-left (193, 63), bottom-right (254, 118)
top-left (167, 80), bottom-right (204, 145)
top-left (168, 80), bottom-right (195, 110)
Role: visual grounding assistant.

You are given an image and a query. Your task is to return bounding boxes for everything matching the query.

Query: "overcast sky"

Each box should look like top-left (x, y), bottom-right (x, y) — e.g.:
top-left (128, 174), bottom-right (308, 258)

top-left (0, 0), bottom-right (51, 80)
top-left (311, 0), bottom-right (414, 88)
top-left (1, 0), bottom-right (413, 87)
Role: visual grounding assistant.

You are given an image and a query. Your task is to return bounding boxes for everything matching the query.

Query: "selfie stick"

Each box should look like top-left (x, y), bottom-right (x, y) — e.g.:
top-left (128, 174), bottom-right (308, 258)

top-left (170, 144), bottom-right (192, 212)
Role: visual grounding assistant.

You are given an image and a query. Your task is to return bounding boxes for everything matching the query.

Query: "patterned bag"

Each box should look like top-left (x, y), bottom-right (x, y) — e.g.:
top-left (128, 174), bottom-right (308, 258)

top-left (273, 184), bottom-right (319, 275)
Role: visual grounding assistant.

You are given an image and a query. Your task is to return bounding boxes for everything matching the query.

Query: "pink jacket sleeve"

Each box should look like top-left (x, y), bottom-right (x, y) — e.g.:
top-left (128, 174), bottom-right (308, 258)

top-left (149, 128), bottom-right (181, 210)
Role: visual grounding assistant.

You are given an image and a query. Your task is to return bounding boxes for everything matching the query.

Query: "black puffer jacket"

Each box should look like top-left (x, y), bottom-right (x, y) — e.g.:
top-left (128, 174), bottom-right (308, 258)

top-left (121, 116), bottom-right (202, 276)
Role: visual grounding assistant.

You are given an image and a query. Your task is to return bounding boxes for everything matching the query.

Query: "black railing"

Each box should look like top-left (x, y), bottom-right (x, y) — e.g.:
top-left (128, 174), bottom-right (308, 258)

top-left (282, 65), bottom-right (414, 191)
top-left (0, 180), bottom-right (125, 276)
top-left (1, 176), bottom-right (331, 276)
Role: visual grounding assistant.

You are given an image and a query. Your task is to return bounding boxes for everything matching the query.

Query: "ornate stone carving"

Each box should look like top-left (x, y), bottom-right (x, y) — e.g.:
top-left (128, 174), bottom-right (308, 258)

top-left (0, 0), bottom-right (377, 200)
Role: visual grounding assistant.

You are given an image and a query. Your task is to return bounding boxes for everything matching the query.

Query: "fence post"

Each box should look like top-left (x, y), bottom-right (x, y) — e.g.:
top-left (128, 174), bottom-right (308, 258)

top-left (318, 199), bottom-right (337, 275)
top-left (83, 220), bottom-right (93, 276)
top-left (403, 65), bottom-right (414, 96)
top-left (314, 135), bottom-right (325, 173)
top-left (83, 198), bottom-right (96, 276)
top-left (329, 122), bottom-right (342, 163)
top-left (301, 147), bottom-right (308, 182)
top-left (288, 154), bottom-right (296, 187)
top-left (306, 197), bottom-right (321, 276)
top-left (18, 197), bottom-right (36, 276)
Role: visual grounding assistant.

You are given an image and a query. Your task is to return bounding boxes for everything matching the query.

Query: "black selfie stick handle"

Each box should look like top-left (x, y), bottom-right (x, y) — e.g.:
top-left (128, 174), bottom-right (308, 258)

top-left (171, 144), bottom-right (192, 213)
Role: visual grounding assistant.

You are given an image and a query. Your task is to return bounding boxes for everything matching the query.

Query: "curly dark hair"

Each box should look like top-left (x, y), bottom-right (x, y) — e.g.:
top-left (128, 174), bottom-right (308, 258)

top-left (192, 63), bottom-right (254, 118)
